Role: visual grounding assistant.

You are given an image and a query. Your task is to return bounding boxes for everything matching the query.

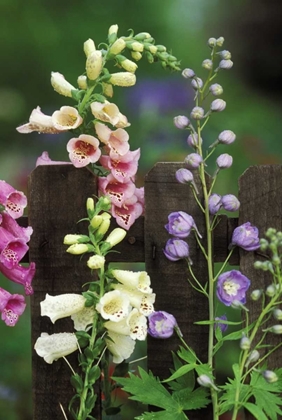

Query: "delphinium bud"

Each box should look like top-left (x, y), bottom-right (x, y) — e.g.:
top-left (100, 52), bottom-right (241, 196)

top-left (262, 370), bottom-right (278, 383)
top-left (218, 130), bottom-right (236, 145)
top-left (209, 83), bottom-right (223, 96)
top-left (216, 154), bottom-right (233, 169)
top-left (187, 133), bottom-right (202, 148)
top-left (267, 325), bottom-right (282, 334)
top-left (197, 375), bottom-right (219, 391)
top-left (216, 37), bottom-right (224, 47)
top-left (182, 68), bottom-right (195, 79)
top-left (175, 168), bottom-right (194, 184)
top-left (202, 59), bottom-right (213, 70)
top-left (221, 194), bottom-right (240, 212)
top-left (273, 308), bottom-right (282, 320)
top-left (208, 37), bottom-right (217, 48)
top-left (211, 99), bottom-right (226, 112)
top-left (250, 289), bottom-right (262, 301)
top-left (218, 50), bottom-right (232, 60)
top-left (266, 284), bottom-right (276, 297)
top-left (174, 115), bottom-right (190, 129)
top-left (163, 238), bottom-right (190, 261)
top-left (214, 315), bottom-right (228, 333)
top-left (190, 106), bottom-right (205, 120)
top-left (219, 59), bottom-right (233, 70)
top-left (184, 153), bottom-right (203, 169)
top-left (240, 335), bottom-right (251, 350)
top-left (245, 350), bottom-right (260, 367)
top-left (191, 77), bottom-right (203, 90)
top-left (208, 193), bottom-right (222, 215)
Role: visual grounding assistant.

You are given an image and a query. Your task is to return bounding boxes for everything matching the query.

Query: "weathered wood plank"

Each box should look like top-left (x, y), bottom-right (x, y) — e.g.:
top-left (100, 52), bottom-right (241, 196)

top-left (144, 162), bottom-right (212, 419)
top-left (28, 165), bottom-right (101, 420)
top-left (238, 165), bottom-right (282, 420)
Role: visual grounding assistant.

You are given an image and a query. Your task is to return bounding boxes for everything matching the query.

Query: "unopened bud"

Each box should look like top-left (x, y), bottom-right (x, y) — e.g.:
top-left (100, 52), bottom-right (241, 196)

top-left (184, 153), bottom-right (203, 169)
top-left (218, 130), bottom-right (236, 145)
top-left (109, 72), bottom-right (136, 87)
top-left (109, 38), bottom-right (126, 55)
top-left (218, 50), bottom-right (231, 60)
top-left (202, 59), bottom-right (213, 70)
top-left (174, 115), bottom-right (190, 129)
top-left (63, 234), bottom-right (90, 245)
top-left (216, 37), bottom-right (225, 47)
top-left (266, 284), bottom-right (276, 297)
top-left (245, 350), bottom-right (260, 366)
top-left (250, 289), bottom-right (262, 301)
top-left (208, 37), bottom-right (217, 48)
top-left (131, 51), bottom-right (142, 61)
top-left (240, 335), bottom-right (251, 350)
top-left (190, 106), bottom-right (205, 120)
top-left (126, 41), bottom-right (144, 52)
top-left (86, 51), bottom-right (103, 80)
top-left (191, 77), bottom-right (203, 90)
top-left (77, 75), bottom-right (88, 90)
top-left (211, 99), bottom-right (226, 112)
top-left (197, 375), bottom-right (219, 391)
top-left (104, 228), bottom-right (126, 248)
top-left (187, 133), bottom-right (202, 148)
top-left (66, 243), bottom-right (93, 255)
top-left (51, 72), bottom-right (77, 98)
top-left (262, 370), bottom-right (278, 383)
top-left (86, 198), bottom-right (95, 216)
top-left (102, 82), bottom-right (114, 98)
top-left (90, 215), bottom-right (103, 229)
top-left (84, 38), bottom-right (96, 57)
top-left (87, 254), bottom-right (105, 270)
top-left (273, 309), bottom-right (282, 320)
top-left (267, 325), bottom-right (282, 334)
top-left (209, 83), bottom-right (223, 96)
top-left (216, 153), bottom-right (233, 169)
top-left (219, 59), bottom-right (233, 70)
top-left (108, 24), bottom-right (118, 43)
top-left (182, 68), bottom-right (195, 79)
top-left (116, 55), bottom-right (138, 73)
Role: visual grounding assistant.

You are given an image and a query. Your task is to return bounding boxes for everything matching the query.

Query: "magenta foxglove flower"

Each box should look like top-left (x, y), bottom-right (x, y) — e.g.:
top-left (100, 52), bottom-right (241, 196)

top-left (95, 122), bottom-right (129, 156)
top-left (0, 287), bottom-right (26, 326)
top-left (112, 201), bottom-right (143, 230)
top-left (221, 194), bottom-right (240, 212)
top-left (163, 238), bottom-right (189, 261)
top-left (0, 211), bottom-right (32, 243)
top-left (208, 194), bottom-right (222, 215)
top-left (0, 235), bottom-right (29, 269)
top-left (231, 222), bottom-right (260, 251)
top-left (148, 311), bottom-right (177, 339)
top-left (0, 261), bottom-right (35, 295)
top-left (67, 134), bottom-right (101, 168)
top-left (165, 211), bottom-right (200, 238)
top-left (0, 181), bottom-right (27, 219)
top-left (98, 174), bottom-right (136, 208)
top-left (216, 270), bottom-right (251, 306)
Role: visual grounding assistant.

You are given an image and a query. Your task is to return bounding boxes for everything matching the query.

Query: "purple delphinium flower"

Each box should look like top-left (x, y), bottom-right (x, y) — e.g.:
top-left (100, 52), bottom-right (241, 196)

top-left (163, 238), bottom-right (189, 261)
top-left (214, 314), bottom-right (228, 333)
top-left (208, 193), bottom-right (222, 215)
top-left (221, 194), bottom-right (240, 212)
top-left (216, 270), bottom-right (251, 306)
top-left (0, 287), bottom-right (26, 326)
top-left (165, 211), bottom-right (199, 239)
top-left (231, 222), bottom-right (260, 251)
top-left (148, 311), bottom-right (177, 338)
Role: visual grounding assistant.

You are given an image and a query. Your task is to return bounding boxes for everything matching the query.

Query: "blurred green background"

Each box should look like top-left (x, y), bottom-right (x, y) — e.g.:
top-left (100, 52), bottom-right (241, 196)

top-left (1, 0), bottom-right (282, 418)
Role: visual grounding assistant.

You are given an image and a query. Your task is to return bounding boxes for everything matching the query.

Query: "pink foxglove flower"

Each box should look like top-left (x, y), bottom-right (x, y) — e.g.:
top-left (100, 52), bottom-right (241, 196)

top-left (34, 332), bottom-right (78, 364)
top-left (98, 174), bottom-right (136, 207)
top-left (0, 235), bottom-right (29, 270)
top-left (0, 287), bottom-right (26, 326)
top-left (67, 134), bottom-right (101, 168)
top-left (16, 106), bottom-right (60, 134)
top-left (52, 106), bottom-right (83, 131)
top-left (0, 211), bottom-right (32, 244)
top-left (99, 149), bottom-right (140, 183)
top-left (95, 122), bottom-right (129, 156)
top-left (0, 261), bottom-right (35, 295)
top-left (0, 181), bottom-right (27, 219)
top-left (112, 200), bottom-right (143, 230)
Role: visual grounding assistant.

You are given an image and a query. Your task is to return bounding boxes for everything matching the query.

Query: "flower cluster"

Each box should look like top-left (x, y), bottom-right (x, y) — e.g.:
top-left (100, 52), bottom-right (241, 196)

top-left (16, 25), bottom-right (180, 230)
top-left (0, 180), bottom-right (35, 326)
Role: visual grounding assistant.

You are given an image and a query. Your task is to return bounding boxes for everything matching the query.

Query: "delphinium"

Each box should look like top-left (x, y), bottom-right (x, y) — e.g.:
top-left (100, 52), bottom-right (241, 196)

top-left (115, 37), bottom-right (282, 420)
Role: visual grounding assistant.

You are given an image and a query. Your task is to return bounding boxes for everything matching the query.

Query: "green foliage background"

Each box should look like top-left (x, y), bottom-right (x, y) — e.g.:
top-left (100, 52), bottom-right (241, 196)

top-left (1, 0), bottom-right (281, 418)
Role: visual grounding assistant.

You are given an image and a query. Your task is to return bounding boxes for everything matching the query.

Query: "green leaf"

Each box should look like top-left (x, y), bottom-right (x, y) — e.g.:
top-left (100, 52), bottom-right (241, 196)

top-left (177, 346), bottom-right (197, 364)
top-left (113, 368), bottom-right (178, 411)
top-left (136, 411), bottom-right (187, 420)
top-left (173, 386), bottom-right (210, 411)
top-left (88, 365), bottom-right (101, 385)
top-left (244, 402), bottom-right (269, 420)
top-left (162, 363), bottom-right (197, 383)
top-left (70, 373), bottom-right (84, 394)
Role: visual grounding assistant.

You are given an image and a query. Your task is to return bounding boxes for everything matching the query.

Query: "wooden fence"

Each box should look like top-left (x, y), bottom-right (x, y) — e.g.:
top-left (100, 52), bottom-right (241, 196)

top-left (20, 162), bottom-right (282, 419)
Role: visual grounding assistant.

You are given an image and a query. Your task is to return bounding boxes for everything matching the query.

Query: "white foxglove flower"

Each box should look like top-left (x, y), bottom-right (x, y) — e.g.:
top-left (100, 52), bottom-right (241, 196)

top-left (104, 308), bottom-right (147, 341)
top-left (52, 106), bottom-right (83, 130)
top-left (71, 306), bottom-right (96, 331)
top-left (51, 72), bottom-right (78, 98)
top-left (112, 269), bottom-right (152, 294)
top-left (90, 101), bottom-right (120, 126)
top-left (105, 331), bottom-right (135, 364)
top-left (96, 290), bottom-right (131, 322)
top-left (113, 284), bottom-right (155, 316)
top-left (16, 106), bottom-right (60, 134)
top-left (34, 332), bottom-right (78, 364)
top-left (40, 293), bottom-right (86, 323)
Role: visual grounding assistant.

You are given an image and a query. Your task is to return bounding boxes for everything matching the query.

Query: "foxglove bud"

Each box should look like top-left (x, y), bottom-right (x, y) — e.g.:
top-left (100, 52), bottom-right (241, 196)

top-left (51, 72), bottom-right (77, 98)
top-left (191, 77), bottom-right (203, 90)
top-left (250, 289), bottom-right (262, 301)
top-left (202, 59), bottom-right (213, 70)
top-left (216, 154), bottom-right (233, 169)
top-left (109, 38), bottom-right (126, 55)
top-left (86, 197), bottom-right (95, 215)
top-left (187, 133), bottom-right (202, 148)
top-left (262, 370), bottom-right (278, 383)
top-left (211, 99), bottom-right (226, 112)
top-left (109, 72), bottom-right (136, 87)
top-left (134, 32), bottom-right (151, 41)
top-left (240, 335), bottom-right (251, 350)
top-left (66, 243), bottom-right (93, 255)
top-left (77, 75), bottom-right (88, 90)
top-left (84, 38), bottom-right (96, 57)
top-left (184, 153), bottom-right (203, 169)
top-left (86, 51), bottom-right (103, 80)
top-left (87, 254), bottom-right (105, 269)
top-left (218, 130), bottom-right (236, 145)
top-left (218, 50), bottom-right (232, 60)
top-left (108, 24), bottom-right (118, 43)
top-left (190, 106), bottom-right (205, 120)
top-left (208, 37), bottom-right (217, 47)
top-left (216, 37), bottom-right (224, 47)
top-left (174, 115), bottom-right (190, 129)
top-left (131, 51), bottom-right (142, 61)
top-left (104, 228), bottom-right (127, 248)
top-left (273, 309), bottom-right (282, 320)
top-left (63, 234), bottom-right (90, 245)
top-left (221, 194), bottom-right (240, 212)
top-left (209, 83), bottom-right (223, 96)
top-left (102, 82), bottom-right (114, 98)
top-left (208, 194), bottom-right (222, 215)
top-left (127, 41), bottom-right (144, 52)
top-left (145, 44), bottom-right (157, 54)
top-left (116, 55), bottom-right (138, 73)
top-left (90, 215), bottom-right (103, 229)
top-left (182, 68), bottom-right (195, 79)
top-left (219, 59), bottom-right (233, 70)
top-left (97, 218), bottom-right (111, 236)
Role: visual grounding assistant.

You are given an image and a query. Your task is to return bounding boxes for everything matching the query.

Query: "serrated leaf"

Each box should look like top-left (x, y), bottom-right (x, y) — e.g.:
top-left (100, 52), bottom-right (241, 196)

top-left (249, 370), bottom-right (282, 419)
top-left (244, 402), bottom-right (269, 420)
top-left (136, 410), bottom-right (187, 420)
top-left (177, 346), bottom-right (197, 364)
top-left (113, 367), bottom-right (178, 411)
top-left (173, 386), bottom-right (210, 411)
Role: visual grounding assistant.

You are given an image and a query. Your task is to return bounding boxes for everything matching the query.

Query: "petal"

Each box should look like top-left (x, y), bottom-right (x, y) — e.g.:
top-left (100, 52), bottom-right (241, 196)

top-left (105, 331), bottom-right (135, 364)
top-left (67, 135), bottom-right (101, 168)
top-left (34, 332), bottom-right (78, 364)
top-left (16, 106), bottom-right (59, 134)
top-left (52, 106), bottom-right (83, 130)
top-left (40, 293), bottom-right (87, 323)
top-left (96, 290), bottom-right (131, 322)
top-left (71, 306), bottom-right (96, 331)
